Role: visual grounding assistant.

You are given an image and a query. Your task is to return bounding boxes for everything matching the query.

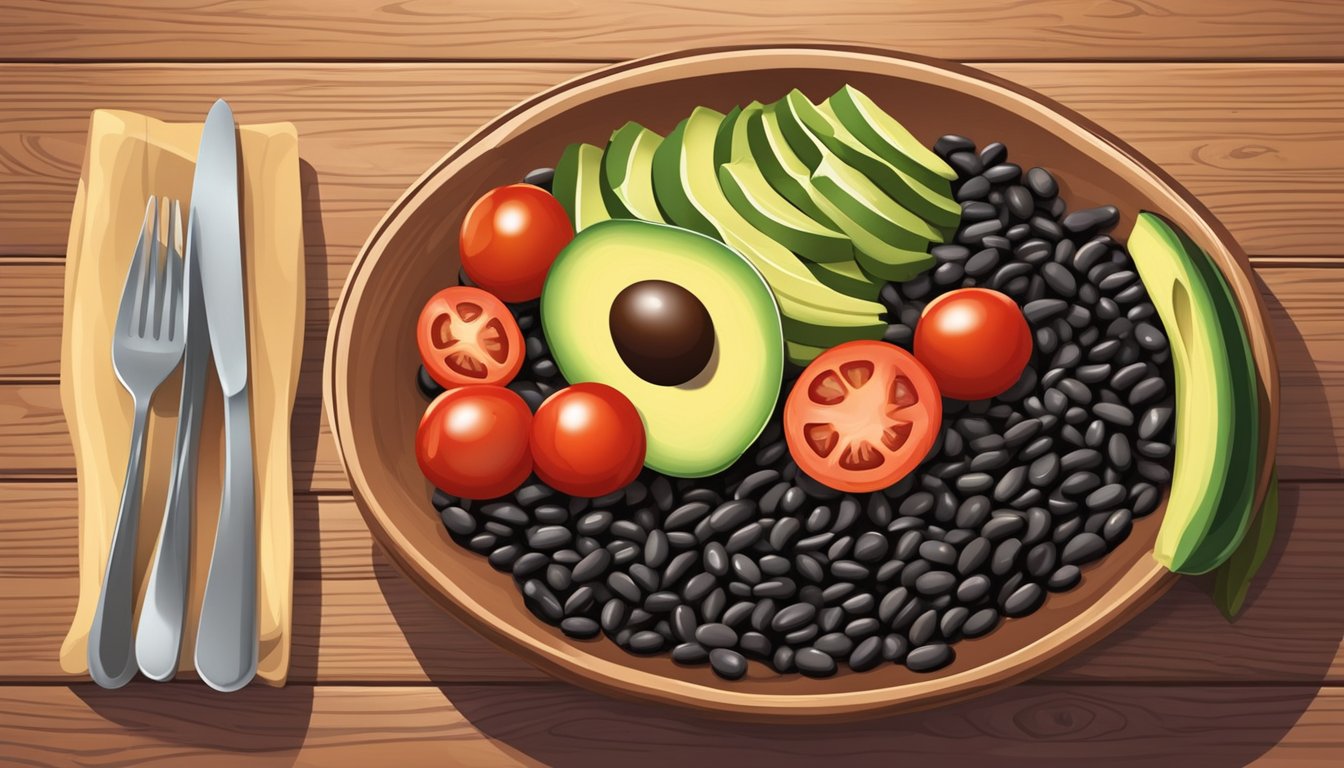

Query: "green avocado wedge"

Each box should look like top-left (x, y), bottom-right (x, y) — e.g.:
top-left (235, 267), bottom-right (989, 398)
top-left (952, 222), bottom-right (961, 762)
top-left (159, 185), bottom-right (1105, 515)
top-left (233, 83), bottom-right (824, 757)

top-left (648, 107), bottom-right (885, 325)
top-left (806, 258), bottom-right (882, 301)
top-left (776, 89), bottom-right (960, 231)
top-left (719, 102), bottom-right (856, 264)
top-left (1130, 212), bottom-right (1257, 575)
top-left (553, 142), bottom-right (611, 231)
top-left (825, 84), bottom-right (957, 188)
top-left (1174, 219), bottom-right (1262, 573)
top-left (748, 107), bottom-right (934, 283)
top-left (601, 122), bottom-right (666, 223)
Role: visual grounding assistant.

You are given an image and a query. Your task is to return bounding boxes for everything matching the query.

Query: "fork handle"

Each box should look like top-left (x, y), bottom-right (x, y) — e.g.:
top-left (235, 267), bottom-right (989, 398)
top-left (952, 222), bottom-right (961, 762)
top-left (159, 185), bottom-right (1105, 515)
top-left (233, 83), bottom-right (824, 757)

top-left (195, 390), bottom-right (257, 692)
top-left (88, 399), bottom-right (151, 689)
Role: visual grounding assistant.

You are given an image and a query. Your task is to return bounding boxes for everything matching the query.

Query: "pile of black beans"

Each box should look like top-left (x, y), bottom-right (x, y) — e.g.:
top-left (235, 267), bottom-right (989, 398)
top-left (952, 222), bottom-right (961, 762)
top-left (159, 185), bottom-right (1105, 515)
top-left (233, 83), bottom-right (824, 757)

top-left (418, 144), bottom-right (1176, 681)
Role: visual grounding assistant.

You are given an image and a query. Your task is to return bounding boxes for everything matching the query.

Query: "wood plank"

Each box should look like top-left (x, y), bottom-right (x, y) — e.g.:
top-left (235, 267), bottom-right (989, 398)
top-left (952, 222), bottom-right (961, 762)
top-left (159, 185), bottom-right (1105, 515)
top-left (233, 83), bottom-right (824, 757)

top-left (1, 481), bottom-right (1340, 684)
top-left (0, 64), bottom-right (1342, 259)
top-left (3, 263), bottom-right (1338, 486)
top-left (6, 1), bottom-right (1344, 61)
top-left (0, 683), bottom-right (1342, 766)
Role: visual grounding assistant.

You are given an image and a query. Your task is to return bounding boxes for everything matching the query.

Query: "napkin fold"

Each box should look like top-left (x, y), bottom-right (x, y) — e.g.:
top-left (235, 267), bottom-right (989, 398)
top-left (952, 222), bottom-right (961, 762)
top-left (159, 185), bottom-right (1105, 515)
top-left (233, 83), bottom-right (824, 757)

top-left (58, 109), bottom-right (303, 685)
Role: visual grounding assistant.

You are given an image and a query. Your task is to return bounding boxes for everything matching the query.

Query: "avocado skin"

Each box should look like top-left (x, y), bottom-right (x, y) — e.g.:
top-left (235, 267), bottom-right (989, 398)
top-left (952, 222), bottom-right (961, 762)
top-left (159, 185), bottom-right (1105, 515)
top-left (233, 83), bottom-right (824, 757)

top-left (553, 142), bottom-right (610, 230)
top-left (1174, 219), bottom-right (1261, 573)
top-left (1133, 212), bottom-right (1257, 574)
top-left (542, 219), bottom-right (784, 477)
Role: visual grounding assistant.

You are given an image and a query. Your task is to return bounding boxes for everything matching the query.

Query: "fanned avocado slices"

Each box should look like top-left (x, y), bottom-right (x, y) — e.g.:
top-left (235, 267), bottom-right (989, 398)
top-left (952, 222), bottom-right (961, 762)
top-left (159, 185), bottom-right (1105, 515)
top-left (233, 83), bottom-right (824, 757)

top-left (825, 84), bottom-right (957, 188)
top-left (601, 122), bottom-right (666, 223)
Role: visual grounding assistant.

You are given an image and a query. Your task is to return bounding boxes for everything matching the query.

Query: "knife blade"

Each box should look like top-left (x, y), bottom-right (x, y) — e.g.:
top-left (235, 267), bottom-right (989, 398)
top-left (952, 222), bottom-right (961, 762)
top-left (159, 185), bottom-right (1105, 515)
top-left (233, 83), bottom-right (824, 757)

top-left (136, 204), bottom-right (209, 682)
top-left (191, 98), bottom-right (258, 692)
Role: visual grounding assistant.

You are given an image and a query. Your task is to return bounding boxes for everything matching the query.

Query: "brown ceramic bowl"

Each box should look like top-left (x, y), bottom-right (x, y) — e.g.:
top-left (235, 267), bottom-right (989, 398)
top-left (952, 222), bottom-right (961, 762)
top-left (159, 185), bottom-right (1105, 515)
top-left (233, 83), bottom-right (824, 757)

top-left (325, 46), bottom-right (1279, 720)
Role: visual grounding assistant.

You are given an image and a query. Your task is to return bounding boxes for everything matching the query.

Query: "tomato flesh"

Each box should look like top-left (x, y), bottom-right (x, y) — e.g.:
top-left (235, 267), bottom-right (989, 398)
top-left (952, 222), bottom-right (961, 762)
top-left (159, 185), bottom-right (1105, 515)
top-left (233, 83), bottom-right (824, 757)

top-left (530, 383), bottom-right (647, 498)
top-left (460, 183), bottom-right (574, 302)
top-left (914, 287), bottom-right (1032, 401)
top-left (417, 285), bottom-right (524, 389)
top-left (417, 386), bottom-right (533, 499)
top-left (784, 340), bottom-right (942, 493)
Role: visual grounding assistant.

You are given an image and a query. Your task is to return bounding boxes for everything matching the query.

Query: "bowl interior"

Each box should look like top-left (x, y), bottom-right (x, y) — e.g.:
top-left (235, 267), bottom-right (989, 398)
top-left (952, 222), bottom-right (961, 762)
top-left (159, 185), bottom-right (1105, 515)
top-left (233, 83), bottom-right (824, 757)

top-left (328, 48), bottom-right (1275, 719)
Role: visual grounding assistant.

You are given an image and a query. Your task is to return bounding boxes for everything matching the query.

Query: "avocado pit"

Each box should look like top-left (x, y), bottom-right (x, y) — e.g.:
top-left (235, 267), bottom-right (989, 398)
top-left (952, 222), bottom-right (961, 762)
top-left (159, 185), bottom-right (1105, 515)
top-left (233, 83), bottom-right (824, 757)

top-left (609, 279), bottom-right (715, 386)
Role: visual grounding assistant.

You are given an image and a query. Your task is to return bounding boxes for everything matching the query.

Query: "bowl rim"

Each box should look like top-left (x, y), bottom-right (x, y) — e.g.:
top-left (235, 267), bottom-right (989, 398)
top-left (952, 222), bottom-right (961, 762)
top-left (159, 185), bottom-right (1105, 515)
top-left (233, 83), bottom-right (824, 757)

top-left (324, 44), bottom-right (1280, 720)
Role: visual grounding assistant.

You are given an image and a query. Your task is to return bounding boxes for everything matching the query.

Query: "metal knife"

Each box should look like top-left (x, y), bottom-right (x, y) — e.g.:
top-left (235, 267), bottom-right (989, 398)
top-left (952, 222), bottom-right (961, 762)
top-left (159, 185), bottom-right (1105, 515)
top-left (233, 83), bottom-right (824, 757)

top-left (135, 207), bottom-right (209, 682)
top-left (191, 98), bottom-right (258, 692)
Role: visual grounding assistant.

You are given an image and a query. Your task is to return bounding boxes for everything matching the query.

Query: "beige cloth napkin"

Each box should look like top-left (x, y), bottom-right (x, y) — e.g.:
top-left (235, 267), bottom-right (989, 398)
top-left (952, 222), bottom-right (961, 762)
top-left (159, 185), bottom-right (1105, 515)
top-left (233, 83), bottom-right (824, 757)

top-left (58, 109), bottom-right (303, 685)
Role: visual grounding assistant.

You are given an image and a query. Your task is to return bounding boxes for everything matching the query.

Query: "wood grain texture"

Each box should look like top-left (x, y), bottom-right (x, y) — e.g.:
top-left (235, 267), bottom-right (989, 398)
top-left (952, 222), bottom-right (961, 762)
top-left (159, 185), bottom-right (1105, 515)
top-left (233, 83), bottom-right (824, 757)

top-left (0, 481), bottom-right (1340, 685)
top-left (0, 682), bottom-right (1342, 767)
top-left (1, 262), bottom-right (1335, 488)
top-left (0, 64), bottom-right (1342, 259)
top-left (6, 1), bottom-right (1344, 61)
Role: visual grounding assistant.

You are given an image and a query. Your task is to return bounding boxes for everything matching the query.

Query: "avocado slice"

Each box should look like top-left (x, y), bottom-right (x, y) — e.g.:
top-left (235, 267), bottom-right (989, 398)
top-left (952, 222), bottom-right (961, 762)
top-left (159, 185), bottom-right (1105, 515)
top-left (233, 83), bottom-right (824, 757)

top-left (806, 258), bottom-right (882, 301)
top-left (825, 84), bottom-right (956, 188)
top-left (718, 102), bottom-right (855, 264)
top-left (776, 89), bottom-right (960, 231)
top-left (649, 107), bottom-right (885, 335)
top-left (785, 340), bottom-right (827, 367)
top-left (553, 142), bottom-right (611, 231)
top-left (601, 122), bottom-right (666, 223)
top-left (1129, 212), bottom-right (1253, 574)
top-left (1142, 214), bottom-right (1260, 573)
top-left (749, 107), bottom-right (934, 283)
top-left (542, 219), bottom-right (784, 477)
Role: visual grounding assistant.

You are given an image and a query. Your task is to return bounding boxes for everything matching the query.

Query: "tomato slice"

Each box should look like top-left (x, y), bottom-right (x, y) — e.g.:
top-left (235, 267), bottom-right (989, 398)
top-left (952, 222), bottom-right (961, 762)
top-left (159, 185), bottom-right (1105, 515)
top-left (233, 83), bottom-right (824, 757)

top-left (784, 340), bottom-right (943, 493)
top-left (417, 286), bottom-right (525, 389)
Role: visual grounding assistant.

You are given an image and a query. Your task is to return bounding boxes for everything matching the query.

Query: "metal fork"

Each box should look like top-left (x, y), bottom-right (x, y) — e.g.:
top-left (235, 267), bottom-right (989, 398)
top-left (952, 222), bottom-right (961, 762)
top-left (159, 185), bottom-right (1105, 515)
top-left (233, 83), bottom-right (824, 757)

top-left (87, 196), bottom-right (186, 689)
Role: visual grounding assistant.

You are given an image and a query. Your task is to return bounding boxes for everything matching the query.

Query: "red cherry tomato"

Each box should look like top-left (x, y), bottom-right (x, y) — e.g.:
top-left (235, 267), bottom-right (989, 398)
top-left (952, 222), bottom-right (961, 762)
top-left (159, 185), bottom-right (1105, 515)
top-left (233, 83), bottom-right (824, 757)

top-left (784, 341), bottom-right (942, 494)
top-left (459, 183), bottom-right (574, 302)
top-left (417, 386), bottom-right (533, 499)
top-left (914, 287), bottom-right (1033, 401)
top-left (530, 383), bottom-right (647, 498)
top-left (417, 285), bottom-right (525, 389)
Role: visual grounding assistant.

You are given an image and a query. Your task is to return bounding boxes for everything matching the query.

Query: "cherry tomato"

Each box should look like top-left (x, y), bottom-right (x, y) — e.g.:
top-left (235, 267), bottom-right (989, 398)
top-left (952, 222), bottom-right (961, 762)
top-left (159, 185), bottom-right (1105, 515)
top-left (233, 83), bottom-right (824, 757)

top-left (914, 287), bottom-right (1032, 401)
top-left (460, 183), bottom-right (574, 302)
top-left (784, 340), bottom-right (942, 494)
top-left (530, 383), bottom-right (647, 498)
top-left (417, 285), bottom-right (525, 389)
top-left (417, 386), bottom-right (533, 499)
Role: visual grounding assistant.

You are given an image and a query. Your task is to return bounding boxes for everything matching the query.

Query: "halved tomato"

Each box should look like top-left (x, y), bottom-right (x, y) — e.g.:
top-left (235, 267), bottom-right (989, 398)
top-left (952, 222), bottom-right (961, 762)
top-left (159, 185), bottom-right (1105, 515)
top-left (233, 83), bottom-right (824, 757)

top-left (784, 340), bottom-right (943, 493)
top-left (417, 285), bottom-right (525, 388)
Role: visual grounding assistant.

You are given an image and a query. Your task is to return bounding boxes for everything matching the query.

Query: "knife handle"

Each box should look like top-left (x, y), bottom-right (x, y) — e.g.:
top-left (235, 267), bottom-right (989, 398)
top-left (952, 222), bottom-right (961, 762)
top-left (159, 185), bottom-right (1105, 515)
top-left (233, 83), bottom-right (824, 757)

top-left (195, 390), bottom-right (257, 692)
top-left (135, 331), bottom-right (207, 682)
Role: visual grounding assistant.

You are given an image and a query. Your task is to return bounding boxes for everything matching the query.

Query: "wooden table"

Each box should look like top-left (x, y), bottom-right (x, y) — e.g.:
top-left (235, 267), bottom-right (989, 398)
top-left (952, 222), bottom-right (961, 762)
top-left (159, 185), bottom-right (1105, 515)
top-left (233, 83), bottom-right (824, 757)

top-left (2, 2), bottom-right (1342, 765)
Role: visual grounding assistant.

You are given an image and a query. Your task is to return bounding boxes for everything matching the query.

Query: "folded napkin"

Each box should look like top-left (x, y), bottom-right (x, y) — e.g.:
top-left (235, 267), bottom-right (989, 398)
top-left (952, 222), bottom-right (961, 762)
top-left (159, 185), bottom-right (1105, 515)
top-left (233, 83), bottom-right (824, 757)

top-left (58, 109), bottom-right (304, 685)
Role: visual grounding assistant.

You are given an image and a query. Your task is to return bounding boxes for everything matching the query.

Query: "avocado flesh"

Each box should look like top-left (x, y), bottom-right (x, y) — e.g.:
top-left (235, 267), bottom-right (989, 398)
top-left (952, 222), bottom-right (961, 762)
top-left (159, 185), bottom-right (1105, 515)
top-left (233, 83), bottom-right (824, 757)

top-left (806, 258), bottom-right (882, 300)
top-left (718, 102), bottom-right (854, 264)
top-left (825, 84), bottom-right (956, 187)
top-left (1176, 220), bottom-right (1261, 573)
top-left (649, 107), bottom-right (885, 334)
top-left (749, 108), bottom-right (935, 283)
top-left (553, 142), bottom-right (611, 230)
top-left (601, 122), bottom-right (666, 223)
top-left (542, 219), bottom-right (784, 477)
top-left (777, 89), bottom-right (960, 231)
top-left (1129, 213), bottom-right (1243, 574)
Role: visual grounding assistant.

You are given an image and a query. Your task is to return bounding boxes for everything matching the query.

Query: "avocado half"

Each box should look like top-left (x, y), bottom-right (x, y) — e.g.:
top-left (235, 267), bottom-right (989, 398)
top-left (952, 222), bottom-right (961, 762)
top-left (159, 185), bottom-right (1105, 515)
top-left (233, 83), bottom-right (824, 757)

top-left (1128, 212), bottom-right (1260, 574)
top-left (541, 219), bottom-right (785, 478)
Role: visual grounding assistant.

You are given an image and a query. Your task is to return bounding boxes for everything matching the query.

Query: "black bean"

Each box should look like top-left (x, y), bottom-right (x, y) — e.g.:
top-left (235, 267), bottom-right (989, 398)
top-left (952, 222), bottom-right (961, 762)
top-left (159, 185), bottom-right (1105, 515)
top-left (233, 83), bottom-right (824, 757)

top-left (1092, 402), bottom-right (1134, 427)
top-left (754, 577), bottom-right (797, 600)
top-left (849, 531), bottom-right (887, 563)
top-left (694, 622), bottom-right (738, 649)
top-left (1088, 338), bottom-right (1121, 362)
top-left (984, 162), bottom-right (1021, 184)
top-left (1086, 483), bottom-right (1127, 511)
top-left (1047, 565), bottom-right (1081, 591)
top-left (965, 247), bottom-right (1000, 277)
top-left (982, 514), bottom-right (1025, 542)
top-left (991, 539), bottom-right (1022, 576)
top-left (722, 600), bottom-right (755, 629)
top-left (993, 466), bottom-right (1028, 502)
top-left (906, 643), bottom-right (954, 672)
top-left (831, 560), bottom-right (871, 581)
top-left (1025, 167), bottom-right (1058, 198)
top-left (1136, 438), bottom-right (1169, 461)
top-left (627, 630), bottom-right (664, 654)
top-left (1062, 532), bottom-right (1108, 565)
top-left (954, 472), bottom-right (994, 495)
top-left (709, 499), bottom-right (756, 532)
top-left (522, 579), bottom-right (563, 623)
top-left (956, 574), bottom-right (992, 604)
top-left (1138, 460), bottom-right (1172, 484)
top-left (1062, 205), bottom-right (1119, 234)
top-left (958, 218), bottom-right (1003, 245)
top-left (1003, 583), bottom-right (1046, 617)
top-left (643, 591), bottom-right (680, 613)
top-left (936, 134), bottom-right (975, 158)
top-left (665, 501), bottom-right (710, 530)
top-left (915, 570), bottom-right (957, 597)
top-left (794, 647), bottom-right (837, 677)
top-left (1139, 406), bottom-right (1174, 440)
top-left (949, 150), bottom-right (983, 177)
top-left (1128, 377), bottom-right (1167, 407)
top-left (735, 470), bottom-right (780, 501)
top-left (703, 542), bottom-right (729, 577)
top-left (564, 587), bottom-right (595, 619)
